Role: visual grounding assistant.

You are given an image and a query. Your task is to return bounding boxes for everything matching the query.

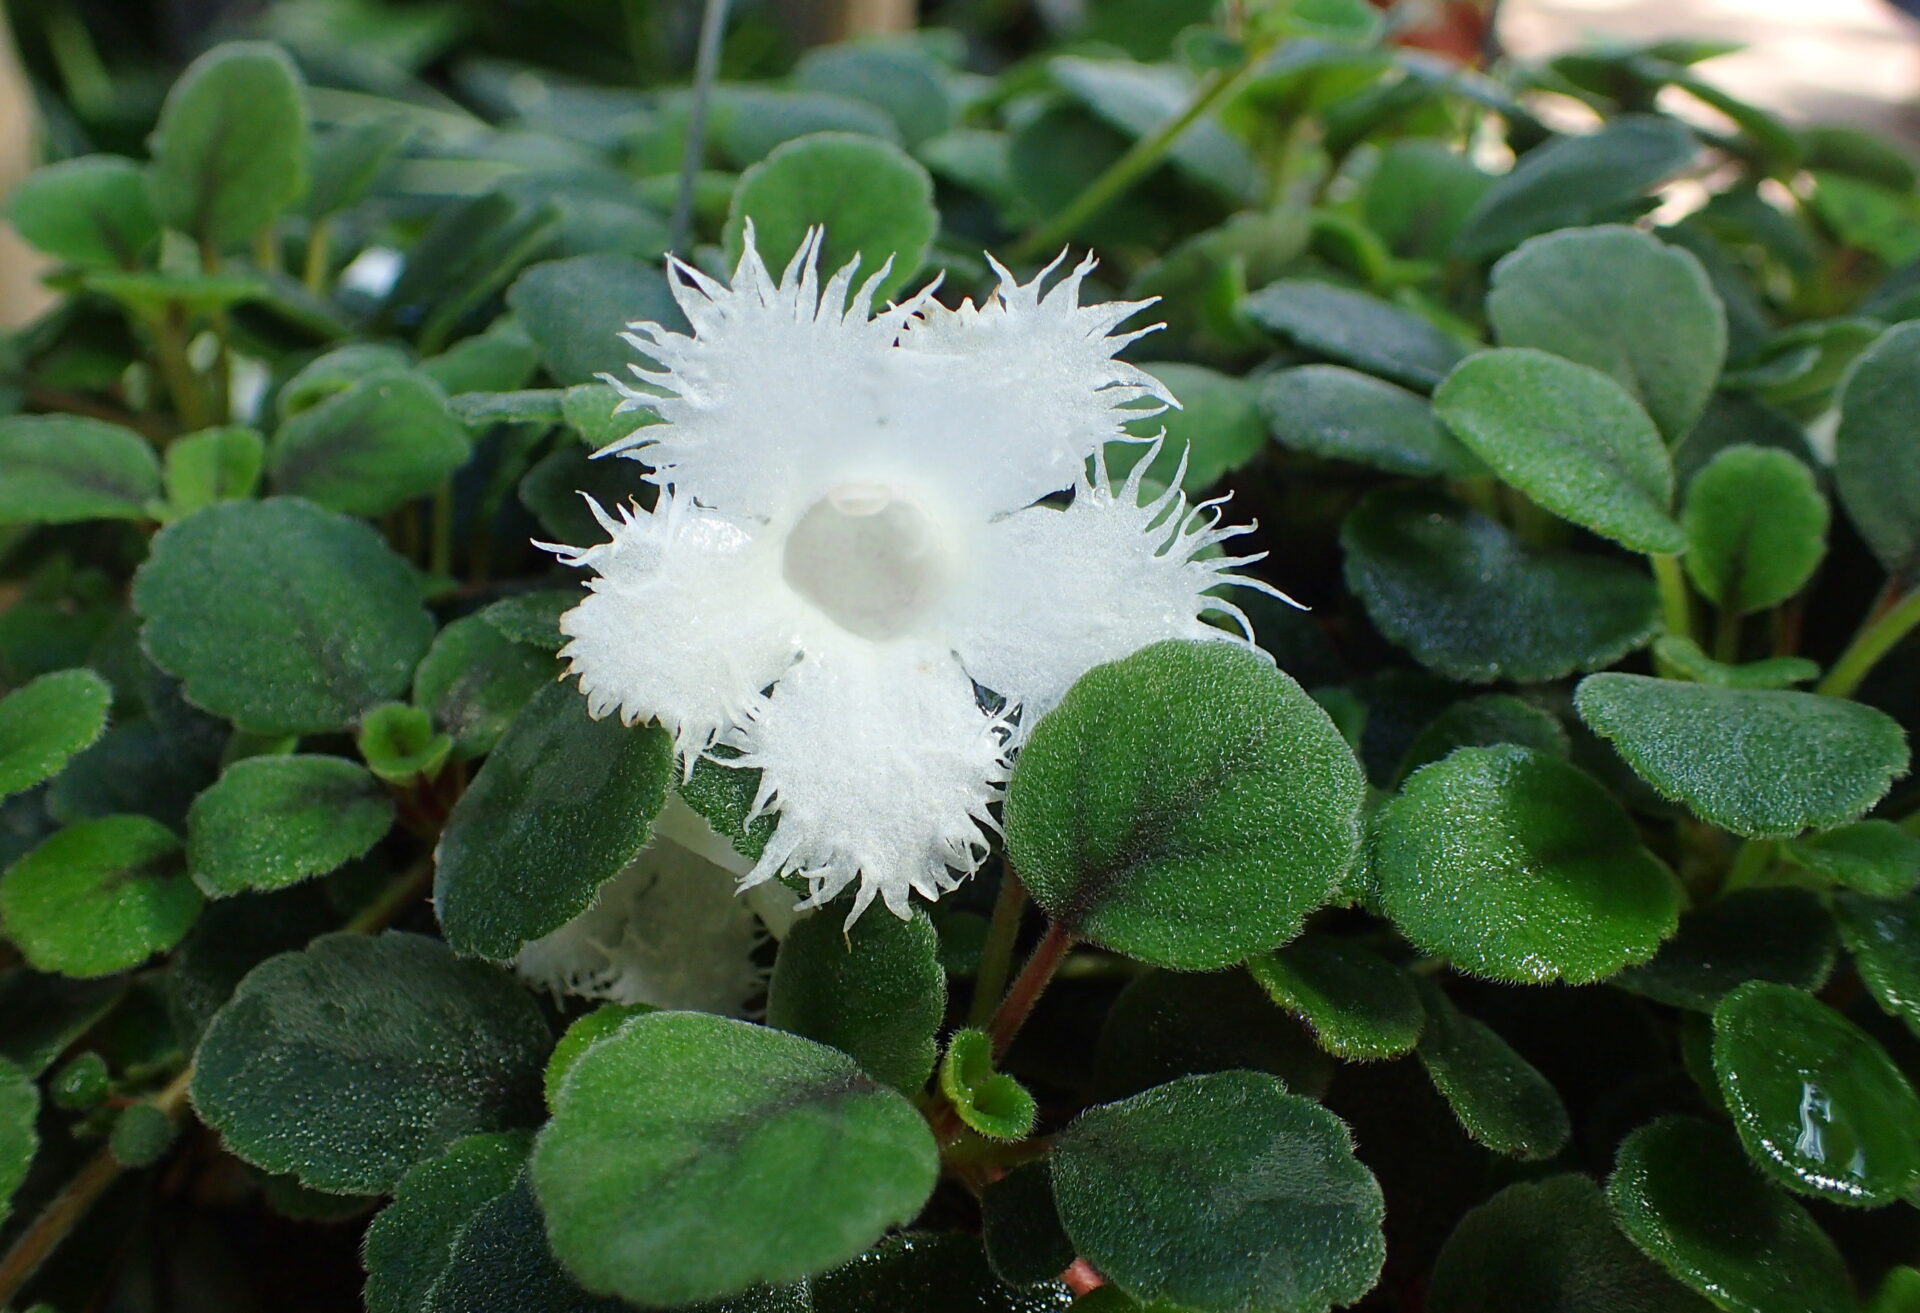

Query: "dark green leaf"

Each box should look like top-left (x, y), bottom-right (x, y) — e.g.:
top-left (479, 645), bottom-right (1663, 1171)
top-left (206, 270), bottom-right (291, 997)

top-left (147, 42), bottom-right (310, 248)
top-left (0, 1058), bottom-right (37, 1224)
top-left (1429, 1173), bottom-right (1711, 1313)
top-left (767, 907), bottom-right (944, 1094)
top-left (1007, 640), bottom-right (1364, 970)
top-left (1434, 348), bottom-right (1684, 554)
top-left (1376, 745), bottom-right (1681, 984)
top-left (1673, 393), bottom-right (1817, 487)
top-left (711, 87), bottom-right (900, 168)
top-left (1052, 1071), bottom-right (1385, 1313)
top-left (419, 317), bottom-right (541, 397)
top-left (186, 755), bottom-right (392, 896)
top-left (428, 1173), bottom-right (626, 1313)
top-left (1835, 320), bottom-right (1920, 579)
top-left (981, 1162), bottom-right (1075, 1289)
top-left (1610, 1116), bottom-right (1854, 1313)
top-left (1713, 981), bottom-right (1920, 1206)
top-left (301, 116), bottom-right (410, 219)
top-left (938, 1028), bottom-right (1036, 1141)
top-left (794, 42), bottom-right (955, 148)
top-left (505, 254), bottom-right (683, 387)
top-left (725, 133), bottom-right (937, 304)
top-left (477, 590), bottom-right (578, 652)
top-left (518, 442), bottom-right (651, 543)
top-left (1343, 489), bottom-right (1659, 683)
top-left (1094, 967), bottom-right (1330, 1102)
top-left (0, 815), bottom-right (199, 977)
top-left (1487, 225), bottom-right (1726, 443)
top-left (1788, 822), bottom-right (1920, 896)
top-left (268, 372), bottom-right (471, 517)
top-left (133, 498), bottom-right (436, 735)
top-left (7, 155), bottom-right (159, 268)
top-left (412, 615), bottom-right (556, 760)
top-left (1261, 364), bottom-right (1484, 478)
top-left (1245, 280), bottom-right (1468, 392)
top-left (0, 970), bottom-right (126, 1075)
top-left (1246, 935), bottom-right (1425, 1060)
top-left (1394, 693), bottom-right (1569, 785)
top-left (1113, 364), bottom-right (1266, 491)
top-left (1834, 893), bottom-right (1920, 1038)
top-left (1575, 674), bottom-right (1910, 838)
top-left (0, 668), bottom-right (112, 801)
top-left (0, 415), bottom-right (160, 524)
top-left (1650, 638), bottom-right (1819, 690)
top-left (363, 1130), bottom-right (533, 1313)
top-left (1413, 978), bottom-right (1570, 1159)
top-left (532, 1011), bottom-right (938, 1306)
top-left (812, 1232), bottom-right (1070, 1313)
top-left (434, 681), bottom-right (672, 960)
top-left (1615, 888), bottom-right (1836, 1011)
top-left (191, 932), bottom-right (550, 1193)
top-left (1681, 447), bottom-right (1827, 614)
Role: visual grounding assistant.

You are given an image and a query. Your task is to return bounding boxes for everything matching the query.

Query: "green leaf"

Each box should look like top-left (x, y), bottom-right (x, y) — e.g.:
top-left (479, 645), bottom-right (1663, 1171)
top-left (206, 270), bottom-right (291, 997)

top-left (1428, 1174), bottom-right (1712, 1313)
top-left (1343, 489), bottom-right (1659, 683)
top-left (1835, 320), bottom-right (1920, 579)
top-left (1413, 978), bottom-right (1570, 1159)
top-left (434, 681), bottom-right (673, 960)
top-left (0, 668), bottom-right (112, 801)
top-left (1434, 348), bottom-right (1684, 554)
top-left (186, 755), bottom-right (393, 896)
top-left (426, 1172), bottom-right (628, 1312)
top-left (1052, 1071), bottom-right (1385, 1313)
top-left (161, 425), bottom-right (264, 518)
top-left (357, 702), bottom-right (451, 784)
top-left (1261, 365), bottom-right (1485, 478)
top-left (767, 907), bottom-right (945, 1094)
top-left (1834, 893), bottom-right (1920, 1038)
top-left (1650, 637), bottom-right (1818, 690)
top-left (0, 1058), bottom-right (37, 1225)
top-left (1615, 888), bottom-right (1836, 1011)
top-left (1681, 447), bottom-right (1827, 614)
top-left (268, 372), bottom-right (470, 518)
top-left (1094, 968), bottom-right (1331, 1103)
top-left (1006, 640), bottom-right (1364, 970)
top-left (531, 1011), bottom-right (939, 1306)
top-left (1246, 935), bottom-right (1424, 1060)
top-left (1245, 280), bottom-right (1468, 392)
top-left (147, 42), bottom-right (310, 248)
top-left (412, 615), bottom-right (556, 760)
top-left (278, 345), bottom-right (414, 418)
top-left (544, 1004), bottom-right (654, 1110)
top-left (1394, 693), bottom-right (1569, 785)
top-left (1610, 1116), bottom-right (1854, 1313)
top-left (0, 416), bottom-right (161, 524)
top-left (1574, 675), bottom-right (1910, 838)
top-left (133, 498), bottom-right (436, 735)
top-left (0, 815), bottom-right (200, 978)
top-left (813, 1232), bottom-right (1067, 1312)
top-left (7, 155), bottom-right (159, 268)
top-left (1455, 116), bottom-right (1698, 260)
top-left (794, 42), bottom-right (955, 148)
top-left (1377, 745), bottom-right (1681, 984)
top-left (477, 590), bottom-right (578, 652)
top-left (505, 254), bottom-right (683, 387)
top-left (363, 1130), bottom-right (532, 1313)
top-left (710, 86), bottom-right (901, 168)
top-left (724, 133), bottom-right (938, 303)
top-left (1673, 393), bottom-right (1818, 487)
top-left (81, 268), bottom-right (268, 318)
top-left (1487, 225), bottom-right (1727, 443)
top-left (938, 1028), bottom-right (1036, 1141)
top-left (1713, 980), bottom-right (1920, 1206)
top-left (0, 972), bottom-right (126, 1075)
top-left (1113, 363), bottom-right (1266, 491)
top-left (561, 382), bottom-right (636, 448)
top-left (1050, 57), bottom-right (1254, 201)
top-left (420, 317), bottom-right (541, 397)
top-left (191, 931), bottom-right (549, 1193)
top-left (1788, 822), bottom-right (1920, 896)
top-left (981, 1162), bottom-right (1075, 1289)
top-left (518, 442), bottom-right (651, 543)
top-left (301, 116), bottom-right (411, 219)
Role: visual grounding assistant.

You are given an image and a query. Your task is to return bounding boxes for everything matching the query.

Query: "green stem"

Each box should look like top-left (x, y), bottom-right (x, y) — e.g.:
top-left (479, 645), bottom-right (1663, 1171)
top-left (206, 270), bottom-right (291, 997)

top-left (303, 218), bottom-right (333, 294)
top-left (152, 309), bottom-right (209, 432)
top-left (199, 241), bottom-right (233, 425)
top-left (1713, 604), bottom-right (1743, 664)
top-left (1816, 587), bottom-right (1920, 700)
top-left (1722, 839), bottom-right (1776, 896)
top-left (1651, 554), bottom-right (1694, 646)
top-left (1011, 60), bottom-right (1255, 262)
top-left (430, 481), bottom-right (456, 579)
top-left (253, 224), bottom-right (282, 276)
top-left (968, 867), bottom-right (1027, 1030)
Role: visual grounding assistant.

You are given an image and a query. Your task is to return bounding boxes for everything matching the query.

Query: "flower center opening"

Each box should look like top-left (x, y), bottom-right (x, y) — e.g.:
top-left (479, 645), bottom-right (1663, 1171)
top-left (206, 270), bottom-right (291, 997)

top-left (781, 485), bottom-right (953, 641)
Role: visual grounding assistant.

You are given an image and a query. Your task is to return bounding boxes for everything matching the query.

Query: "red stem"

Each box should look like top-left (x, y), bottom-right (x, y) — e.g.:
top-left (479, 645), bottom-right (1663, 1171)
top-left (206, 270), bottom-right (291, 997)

top-left (986, 921), bottom-right (1072, 1058)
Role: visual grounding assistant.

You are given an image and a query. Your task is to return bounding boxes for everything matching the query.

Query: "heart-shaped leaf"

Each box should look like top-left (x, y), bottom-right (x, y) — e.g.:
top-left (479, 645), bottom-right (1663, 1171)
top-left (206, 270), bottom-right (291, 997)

top-left (768, 907), bottom-right (945, 1094)
top-left (938, 1027), bottom-right (1036, 1141)
top-left (187, 755), bottom-right (393, 896)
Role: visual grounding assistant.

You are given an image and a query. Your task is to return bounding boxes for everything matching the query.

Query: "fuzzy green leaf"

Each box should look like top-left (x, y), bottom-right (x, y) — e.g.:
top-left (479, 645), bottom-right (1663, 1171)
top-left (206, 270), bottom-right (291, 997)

top-left (938, 1028), bottom-right (1037, 1141)
top-left (1616, 888), bottom-right (1836, 1011)
top-left (364, 1130), bottom-right (533, 1313)
top-left (426, 1173), bottom-right (626, 1313)
top-left (1788, 822), bottom-right (1920, 897)
top-left (357, 703), bottom-right (451, 784)
top-left (268, 372), bottom-right (470, 517)
top-left (0, 815), bottom-right (200, 978)
top-left (0, 668), bottom-right (112, 801)
top-left (1835, 320), bottom-right (1920, 579)
top-left (186, 755), bottom-right (393, 896)
top-left (1650, 637), bottom-right (1819, 690)
top-left (147, 42), bottom-right (309, 248)
top-left (7, 155), bottom-right (159, 268)
top-left (161, 426), bottom-right (264, 517)
top-left (0, 416), bottom-right (161, 525)
top-left (1413, 978), bottom-right (1569, 1160)
top-left (1394, 693), bottom-right (1569, 785)
top-left (0, 1059), bottom-right (38, 1225)
top-left (506, 254), bottom-right (683, 387)
top-left (1575, 674), bottom-right (1910, 838)
top-left (1052, 1071), bottom-right (1385, 1313)
top-left (532, 1011), bottom-right (939, 1306)
top-left (768, 907), bottom-right (945, 1094)
top-left (543, 1004), bottom-right (655, 1111)
top-left (1261, 365), bottom-right (1485, 478)
top-left (1681, 447), bottom-right (1827, 614)
top-left (412, 615), bottom-right (556, 760)
top-left (1245, 280), bottom-right (1468, 392)
top-left (1246, 935), bottom-right (1424, 1060)
top-left (1834, 893), bottom-right (1920, 1038)
top-left (1007, 640), bottom-right (1364, 970)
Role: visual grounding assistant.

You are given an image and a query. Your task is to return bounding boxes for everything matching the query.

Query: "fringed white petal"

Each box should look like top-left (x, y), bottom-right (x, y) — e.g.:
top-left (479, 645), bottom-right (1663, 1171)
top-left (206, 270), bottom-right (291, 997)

top-left (514, 798), bottom-right (764, 1013)
top-left (543, 490), bottom-right (803, 758)
top-left (725, 640), bottom-right (1009, 922)
top-left (948, 439), bottom-right (1291, 733)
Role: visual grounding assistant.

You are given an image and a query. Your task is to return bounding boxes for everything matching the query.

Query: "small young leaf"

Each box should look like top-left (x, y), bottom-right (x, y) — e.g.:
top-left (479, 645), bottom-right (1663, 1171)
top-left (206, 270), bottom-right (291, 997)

top-left (147, 42), bottom-right (309, 249)
top-left (1681, 447), bottom-right (1827, 614)
top-left (1006, 640), bottom-right (1364, 970)
top-left (1051, 1071), bottom-right (1385, 1313)
top-left (1245, 280), bottom-right (1467, 392)
top-left (1413, 979), bottom-right (1569, 1160)
top-left (0, 816), bottom-right (200, 978)
top-left (532, 1011), bottom-right (938, 1306)
top-left (1610, 1116), bottom-right (1854, 1313)
top-left (0, 1059), bottom-right (38, 1225)
top-left (357, 703), bottom-right (451, 785)
top-left (161, 426), bottom-right (264, 518)
top-left (1261, 365), bottom-right (1485, 478)
top-left (1713, 981), bottom-right (1920, 1206)
top-left (768, 908), bottom-right (945, 1094)
top-left (725, 133), bottom-right (937, 303)
top-left (1575, 674), bottom-right (1910, 838)
top-left (1434, 348), bottom-right (1684, 554)
top-left (186, 755), bottom-right (393, 896)
top-left (434, 681), bottom-right (672, 960)
top-left (1834, 893), bottom-right (1920, 1038)
top-left (1650, 637), bottom-right (1819, 690)
top-left (6, 155), bottom-right (159, 268)
top-left (412, 615), bottom-right (556, 760)
top-left (1835, 320), bottom-right (1920, 579)
top-left (0, 416), bottom-right (161, 524)
top-left (506, 254), bottom-right (685, 387)
top-left (1343, 489), bottom-right (1658, 683)
top-left (268, 372), bottom-right (471, 518)
top-left (364, 1130), bottom-right (533, 1313)
top-left (0, 668), bottom-right (112, 801)
top-left (192, 932), bottom-right (550, 1194)
top-left (1487, 225), bottom-right (1726, 443)
top-left (133, 498), bottom-right (436, 735)
top-left (1376, 746), bottom-right (1680, 984)
top-left (1246, 935), bottom-right (1425, 1060)
top-left (1615, 888), bottom-right (1836, 1011)
top-left (938, 1028), bottom-right (1037, 1141)
top-left (1788, 822), bottom-right (1920, 896)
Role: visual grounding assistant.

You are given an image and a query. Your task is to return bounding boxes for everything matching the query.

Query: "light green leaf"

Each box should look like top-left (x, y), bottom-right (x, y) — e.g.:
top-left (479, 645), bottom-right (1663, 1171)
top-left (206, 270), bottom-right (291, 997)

top-left (187, 755), bottom-right (392, 896)
top-left (768, 907), bottom-right (945, 1094)
top-left (268, 372), bottom-right (471, 517)
top-left (1261, 365), bottom-right (1485, 478)
top-left (1835, 320), bottom-right (1920, 579)
top-left (161, 426), bottom-right (264, 518)
top-left (0, 815), bottom-right (201, 978)
top-left (6, 155), bottom-right (159, 268)
top-left (356, 702), bottom-right (451, 784)
top-left (0, 415), bottom-right (161, 524)
top-left (506, 254), bottom-right (683, 387)
top-left (0, 668), bottom-right (112, 801)
top-left (147, 42), bottom-right (309, 248)
top-left (938, 1027), bottom-right (1036, 1141)
top-left (1245, 280), bottom-right (1468, 392)
top-left (1681, 447), bottom-right (1827, 614)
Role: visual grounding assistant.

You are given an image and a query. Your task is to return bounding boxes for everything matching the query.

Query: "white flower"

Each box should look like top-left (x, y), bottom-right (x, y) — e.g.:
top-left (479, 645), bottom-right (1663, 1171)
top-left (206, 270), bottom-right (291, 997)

top-left (544, 228), bottom-right (1284, 921)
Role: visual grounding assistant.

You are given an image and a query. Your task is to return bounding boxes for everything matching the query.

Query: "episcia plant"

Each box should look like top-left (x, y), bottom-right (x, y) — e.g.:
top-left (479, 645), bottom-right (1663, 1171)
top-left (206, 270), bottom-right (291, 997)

top-left (1, 2), bottom-right (1919, 1310)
